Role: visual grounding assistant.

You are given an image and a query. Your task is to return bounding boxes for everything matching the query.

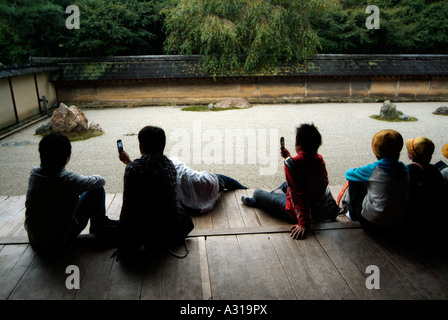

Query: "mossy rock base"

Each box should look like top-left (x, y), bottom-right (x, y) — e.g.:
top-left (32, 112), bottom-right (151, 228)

top-left (181, 105), bottom-right (241, 112)
top-left (370, 115), bottom-right (418, 122)
top-left (38, 129), bottom-right (104, 142)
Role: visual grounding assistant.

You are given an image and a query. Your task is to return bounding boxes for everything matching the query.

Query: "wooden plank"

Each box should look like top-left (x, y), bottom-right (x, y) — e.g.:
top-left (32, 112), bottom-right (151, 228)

top-left (210, 194), bottom-right (230, 229)
top-left (314, 228), bottom-right (425, 299)
top-left (106, 193), bottom-right (122, 221)
top-left (207, 234), bottom-right (305, 300)
top-left (0, 209), bottom-right (25, 238)
top-left (0, 221), bottom-right (360, 245)
top-left (198, 237), bottom-right (212, 300)
top-left (369, 236), bottom-right (448, 300)
top-left (74, 247), bottom-right (116, 300)
top-left (8, 246), bottom-right (81, 299)
top-left (0, 196), bottom-right (23, 216)
top-left (336, 214), bottom-right (352, 223)
top-left (236, 234), bottom-right (296, 299)
top-left (0, 196), bottom-right (8, 207)
top-left (0, 196), bottom-right (26, 237)
top-left (107, 255), bottom-right (145, 300)
top-left (0, 244), bottom-right (35, 300)
top-left (205, 235), bottom-right (253, 300)
top-left (233, 189), bottom-right (261, 227)
top-left (189, 221), bottom-right (361, 237)
top-left (191, 203), bottom-right (214, 230)
top-left (141, 238), bottom-right (203, 300)
top-left (138, 253), bottom-right (163, 300)
top-left (221, 191), bottom-right (245, 228)
top-left (192, 213), bottom-right (213, 230)
top-left (0, 236), bottom-right (29, 245)
top-left (270, 233), bottom-right (356, 300)
top-left (9, 218), bottom-right (27, 238)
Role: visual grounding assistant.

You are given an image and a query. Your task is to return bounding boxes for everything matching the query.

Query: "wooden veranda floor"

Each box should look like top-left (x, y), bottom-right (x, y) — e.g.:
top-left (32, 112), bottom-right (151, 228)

top-left (1, 188), bottom-right (447, 301)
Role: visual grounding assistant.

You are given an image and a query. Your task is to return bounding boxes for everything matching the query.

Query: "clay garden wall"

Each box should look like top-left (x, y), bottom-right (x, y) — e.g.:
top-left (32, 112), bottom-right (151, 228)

top-left (0, 72), bottom-right (57, 131)
top-left (55, 76), bottom-right (448, 108)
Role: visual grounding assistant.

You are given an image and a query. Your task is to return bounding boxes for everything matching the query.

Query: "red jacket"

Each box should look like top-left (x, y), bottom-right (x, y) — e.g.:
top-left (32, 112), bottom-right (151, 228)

top-left (284, 151), bottom-right (329, 227)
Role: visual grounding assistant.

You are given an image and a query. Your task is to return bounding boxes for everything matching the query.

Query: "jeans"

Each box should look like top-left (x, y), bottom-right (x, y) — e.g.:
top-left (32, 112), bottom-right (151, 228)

top-left (68, 187), bottom-right (107, 239)
top-left (251, 184), bottom-right (295, 223)
top-left (215, 174), bottom-right (248, 191)
top-left (347, 180), bottom-right (367, 221)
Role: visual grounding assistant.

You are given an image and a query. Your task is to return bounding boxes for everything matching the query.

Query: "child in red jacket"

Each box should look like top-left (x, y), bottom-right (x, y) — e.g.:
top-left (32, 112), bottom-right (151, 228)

top-left (242, 123), bottom-right (337, 240)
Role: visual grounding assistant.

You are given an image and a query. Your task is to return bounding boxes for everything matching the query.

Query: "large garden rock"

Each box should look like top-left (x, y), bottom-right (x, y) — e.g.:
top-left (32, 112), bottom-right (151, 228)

top-left (379, 100), bottom-right (398, 119)
top-left (379, 100), bottom-right (410, 120)
top-left (214, 98), bottom-right (252, 109)
top-left (433, 106), bottom-right (448, 115)
top-left (51, 103), bottom-right (88, 133)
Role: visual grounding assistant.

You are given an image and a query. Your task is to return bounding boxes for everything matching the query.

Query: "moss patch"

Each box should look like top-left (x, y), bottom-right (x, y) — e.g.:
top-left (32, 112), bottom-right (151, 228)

top-left (181, 105), bottom-right (242, 112)
top-left (370, 115), bottom-right (418, 122)
top-left (38, 130), bottom-right (104, 142)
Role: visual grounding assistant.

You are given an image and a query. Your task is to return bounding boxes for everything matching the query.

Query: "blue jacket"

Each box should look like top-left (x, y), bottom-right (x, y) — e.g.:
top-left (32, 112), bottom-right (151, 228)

top-left (345, 158), bottom-right (409, 226)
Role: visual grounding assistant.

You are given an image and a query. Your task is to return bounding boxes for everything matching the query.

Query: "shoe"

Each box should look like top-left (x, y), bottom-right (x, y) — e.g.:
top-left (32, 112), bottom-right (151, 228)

top-left (241, 196), bottom-right (255, 207)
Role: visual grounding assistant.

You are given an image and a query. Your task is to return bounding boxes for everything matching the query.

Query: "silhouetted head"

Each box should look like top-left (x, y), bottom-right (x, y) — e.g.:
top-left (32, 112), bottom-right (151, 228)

top-left (295, 123), bottom-right (322, 154)
top-left (138, 126), bottom-right (166, 155)
top-left (39, 132), bottom-right (72, 172)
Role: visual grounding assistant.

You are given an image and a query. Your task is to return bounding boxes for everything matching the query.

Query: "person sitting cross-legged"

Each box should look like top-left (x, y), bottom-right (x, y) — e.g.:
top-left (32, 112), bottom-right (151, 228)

top-left (25, 132), bottom-right (118, 253)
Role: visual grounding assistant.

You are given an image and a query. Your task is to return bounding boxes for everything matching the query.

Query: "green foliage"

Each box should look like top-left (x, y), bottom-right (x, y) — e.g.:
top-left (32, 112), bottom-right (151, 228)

top-left (1, 0), bottom-right (446, 66)
top-left (0, 0), bottom-right (68, 64)
top-left (65, 0), bottom-right (165, 56)
top-left (0, 0), bottom-right (168, 64)
top-left (311, 0), bottom-right (448, 54)
top-left (163, 0), bottom-right (332, 76)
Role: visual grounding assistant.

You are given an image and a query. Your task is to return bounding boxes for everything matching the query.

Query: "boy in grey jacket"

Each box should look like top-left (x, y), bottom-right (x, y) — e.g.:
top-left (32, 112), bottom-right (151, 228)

top-left (25, 132), bottom-right (117, 252)
top-left (344, 129), bottom-right (409, 234)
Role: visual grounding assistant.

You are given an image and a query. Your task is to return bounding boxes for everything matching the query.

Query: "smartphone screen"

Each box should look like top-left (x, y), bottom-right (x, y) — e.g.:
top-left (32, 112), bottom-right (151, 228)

top-left (117, 139), bottom-right (124, 153)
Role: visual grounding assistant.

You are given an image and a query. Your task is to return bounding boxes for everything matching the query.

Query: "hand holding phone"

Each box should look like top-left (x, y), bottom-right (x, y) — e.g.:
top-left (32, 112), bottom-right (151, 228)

top-left (117, 139), bottom-right (124, 153)
top-left (117, 139), bottom-right (131, 165)
top-left (280, 137), bottom-right (287, 158)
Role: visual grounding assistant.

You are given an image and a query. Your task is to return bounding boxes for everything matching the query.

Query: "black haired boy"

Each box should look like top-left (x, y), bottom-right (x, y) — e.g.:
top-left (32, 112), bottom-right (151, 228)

top-left (25, 132), bottom-right (117, 252)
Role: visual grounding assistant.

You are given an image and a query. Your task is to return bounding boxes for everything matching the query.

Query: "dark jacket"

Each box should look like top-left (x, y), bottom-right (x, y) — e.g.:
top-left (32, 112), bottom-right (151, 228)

top-left (119, 153), bottom-right (190, 252)
top-left (25, 167), bottom-right (105, 251)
